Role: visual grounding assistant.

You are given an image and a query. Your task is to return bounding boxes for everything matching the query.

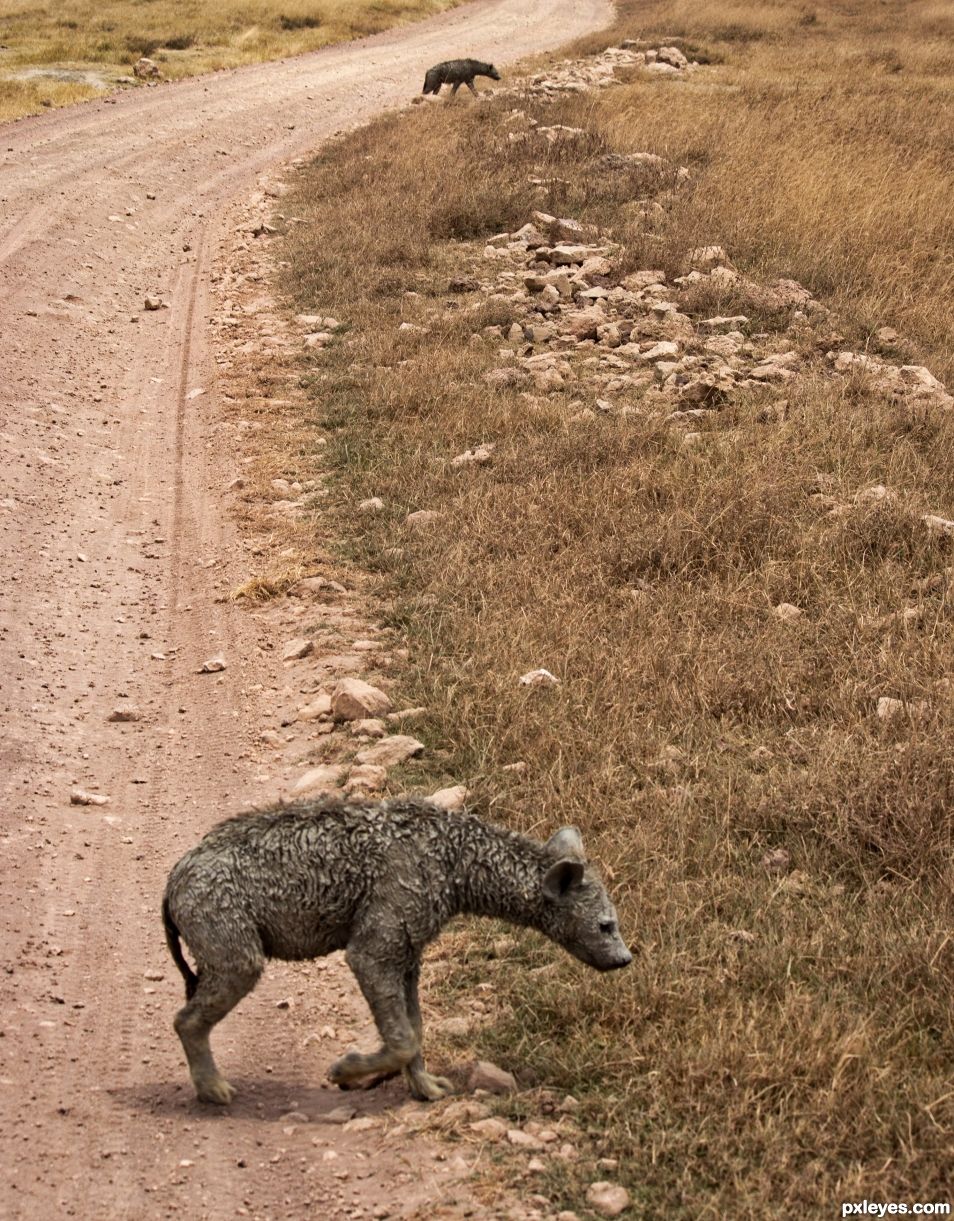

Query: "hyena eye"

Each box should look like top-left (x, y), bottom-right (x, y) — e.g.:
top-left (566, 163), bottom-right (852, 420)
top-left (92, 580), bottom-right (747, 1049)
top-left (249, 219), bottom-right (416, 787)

top-left (599, 920), bottom-right (617, 935)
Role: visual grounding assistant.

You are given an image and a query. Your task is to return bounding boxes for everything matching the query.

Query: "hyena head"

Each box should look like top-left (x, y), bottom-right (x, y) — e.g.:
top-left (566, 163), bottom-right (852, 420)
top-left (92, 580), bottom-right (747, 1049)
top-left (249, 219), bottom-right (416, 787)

top-left (538, 827), bottom-right (632, 972)
top-left (482, 62), bottom-right (501, 81)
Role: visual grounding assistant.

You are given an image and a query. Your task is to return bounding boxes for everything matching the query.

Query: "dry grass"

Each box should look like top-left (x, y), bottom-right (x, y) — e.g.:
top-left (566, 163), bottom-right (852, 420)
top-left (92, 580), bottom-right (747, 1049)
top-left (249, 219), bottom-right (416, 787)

top-left (271, 2), bottom-right (954, 1215)
top-left (0, 0), bottom-right (461, 122)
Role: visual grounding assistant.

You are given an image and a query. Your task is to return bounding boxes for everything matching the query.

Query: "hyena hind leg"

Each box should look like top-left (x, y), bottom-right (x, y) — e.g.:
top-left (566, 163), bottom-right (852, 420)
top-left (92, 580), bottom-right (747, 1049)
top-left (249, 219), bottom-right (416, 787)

top-left (173, 964), bottom-right (261, 1105)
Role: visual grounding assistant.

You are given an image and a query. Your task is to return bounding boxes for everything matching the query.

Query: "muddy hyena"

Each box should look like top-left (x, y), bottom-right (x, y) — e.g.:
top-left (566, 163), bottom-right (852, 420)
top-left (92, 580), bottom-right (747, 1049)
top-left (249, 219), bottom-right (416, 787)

top-left (422, 58), bottom-right (501, 96)
top-left (163, 796), bottom-right (632, 1105)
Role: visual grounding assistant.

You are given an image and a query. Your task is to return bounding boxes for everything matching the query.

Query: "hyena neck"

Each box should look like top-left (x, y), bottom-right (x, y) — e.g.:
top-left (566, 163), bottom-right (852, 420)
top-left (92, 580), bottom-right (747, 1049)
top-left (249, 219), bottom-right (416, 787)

top-left (447, 816), bottom-right (548, 928)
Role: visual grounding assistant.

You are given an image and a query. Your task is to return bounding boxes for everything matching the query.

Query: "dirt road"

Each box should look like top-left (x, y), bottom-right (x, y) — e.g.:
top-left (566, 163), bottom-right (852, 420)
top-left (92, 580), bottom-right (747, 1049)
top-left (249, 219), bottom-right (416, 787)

top-left (0, 2), bottom-right (610, 1217)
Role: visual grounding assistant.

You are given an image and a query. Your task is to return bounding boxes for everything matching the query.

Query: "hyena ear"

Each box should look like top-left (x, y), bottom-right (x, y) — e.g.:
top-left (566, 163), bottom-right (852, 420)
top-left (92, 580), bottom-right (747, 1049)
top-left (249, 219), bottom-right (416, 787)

top-left (542, 859), bottom-right (585, 901)
top-left (546, 826), bottom-right (585, 861)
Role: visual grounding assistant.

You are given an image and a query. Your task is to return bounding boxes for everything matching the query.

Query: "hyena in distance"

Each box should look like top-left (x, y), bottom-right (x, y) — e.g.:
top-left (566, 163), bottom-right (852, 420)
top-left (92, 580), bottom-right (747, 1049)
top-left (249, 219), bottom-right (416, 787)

top-left (163, 797), bottom-right (632, 1104)
top-left (422, 58), bottom-right (501, 96)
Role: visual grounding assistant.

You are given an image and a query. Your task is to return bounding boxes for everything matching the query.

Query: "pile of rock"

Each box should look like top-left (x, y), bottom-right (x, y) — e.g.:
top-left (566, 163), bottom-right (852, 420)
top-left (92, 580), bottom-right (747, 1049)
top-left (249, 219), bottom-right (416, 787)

top-left (516, 41), bottom-right (699, 98)
top-left (434, 207), bottom-right (953, 425)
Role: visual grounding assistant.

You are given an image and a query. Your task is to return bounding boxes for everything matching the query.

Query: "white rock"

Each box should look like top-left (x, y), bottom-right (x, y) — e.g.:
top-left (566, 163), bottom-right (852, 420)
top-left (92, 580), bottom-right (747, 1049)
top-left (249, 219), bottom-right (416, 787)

top-left (69, 788), bottom-right (110, 806)
top-left (297, 693), bottom-right (332, 721)
top-left (519, 668), bottom-right (560, 687)
top-left (358, 496), bottom-right (385, 513)
top-left (354, 735), bottom-right (424, 767)
top-left (657, 45), bottom-right (689, 69)
top-left (923, 514), bottom-right (954, 537)
top-left (774, 603), bottom-right (803, 621)
top-left (688, 245), bottom-right (731, 271)
top-left (331, 678), bottom-right (392, 721)
top-left (428, 784), bottom-right (468, 812)
top-left (143, 295), bottom-right (164, 311)
top-left (507, 1129), bottom-right (545, 1151)
top-left (292, 764), bottom-right (345, 796)
top-left (876, 696), bottom-right (929, 721)
top-left (405, 509), bottom-right (442, 528)
top-left (468, 1060), bottom-right (517, 1094)
top-left (586, 1182), bottom-right (631, 1217)
top-left (198, 655), bottom-right (227, 673)
top-left (451, 442), bottom-right (495, 467)
top-left (469, 1117), bottom-right (508, 1141)
top-left (345, 763), bottom-right (388, 794)
top-left (282, 637), bottom-right (313, 662)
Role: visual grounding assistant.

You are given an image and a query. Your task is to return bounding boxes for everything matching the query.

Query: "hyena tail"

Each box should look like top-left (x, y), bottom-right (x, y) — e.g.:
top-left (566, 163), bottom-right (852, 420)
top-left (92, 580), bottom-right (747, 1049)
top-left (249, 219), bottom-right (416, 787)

top-left (162, 896), bottom-right (198, 1000)
top-left (422, 68), bottom-right (441, 94)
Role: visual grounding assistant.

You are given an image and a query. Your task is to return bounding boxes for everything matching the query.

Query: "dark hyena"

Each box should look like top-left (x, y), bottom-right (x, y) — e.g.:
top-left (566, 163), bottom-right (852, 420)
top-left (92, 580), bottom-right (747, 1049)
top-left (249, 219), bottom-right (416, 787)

top-left (422, 58), bottom-right (501, 97)
top-left (163, 797), bottom-right (631, 1104)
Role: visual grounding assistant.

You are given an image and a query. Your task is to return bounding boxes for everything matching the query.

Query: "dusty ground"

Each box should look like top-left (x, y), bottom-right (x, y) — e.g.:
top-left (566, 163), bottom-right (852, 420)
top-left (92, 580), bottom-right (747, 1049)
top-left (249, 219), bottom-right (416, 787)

top-left (0, 2), bottom-right (611, 1217)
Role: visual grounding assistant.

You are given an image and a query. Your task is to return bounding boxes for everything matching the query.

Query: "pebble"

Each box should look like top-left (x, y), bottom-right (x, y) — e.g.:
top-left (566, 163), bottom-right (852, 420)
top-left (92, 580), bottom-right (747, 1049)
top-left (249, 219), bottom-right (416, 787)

top-left (468, 1060), bottom-right (517, 1094)
top-left (585, 1183), bottom-right (631, 1217)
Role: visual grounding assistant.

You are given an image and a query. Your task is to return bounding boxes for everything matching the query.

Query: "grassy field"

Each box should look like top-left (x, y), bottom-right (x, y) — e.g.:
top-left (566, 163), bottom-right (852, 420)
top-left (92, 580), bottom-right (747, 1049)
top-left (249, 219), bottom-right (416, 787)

top-left (0, 0), bottom-right (461, 122)
top-left (258, 0), bottom-right (954, 1216)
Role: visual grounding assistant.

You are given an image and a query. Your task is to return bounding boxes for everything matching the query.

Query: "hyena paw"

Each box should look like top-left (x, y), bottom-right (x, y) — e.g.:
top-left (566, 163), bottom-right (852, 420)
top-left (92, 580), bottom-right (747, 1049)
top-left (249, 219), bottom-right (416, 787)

top-left (407, 1070), bottom-right (455, 1102)
top-left (328, 1051), bottom-right (368, 1088)
top-left (195, 1074), bottom-right (235, 1105)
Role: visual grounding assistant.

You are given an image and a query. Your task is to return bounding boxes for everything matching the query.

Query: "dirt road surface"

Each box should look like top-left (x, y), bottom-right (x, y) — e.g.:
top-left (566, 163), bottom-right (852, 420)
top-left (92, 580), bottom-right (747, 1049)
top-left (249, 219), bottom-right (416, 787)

top-left (0, 2), bottom-right (611, 1217)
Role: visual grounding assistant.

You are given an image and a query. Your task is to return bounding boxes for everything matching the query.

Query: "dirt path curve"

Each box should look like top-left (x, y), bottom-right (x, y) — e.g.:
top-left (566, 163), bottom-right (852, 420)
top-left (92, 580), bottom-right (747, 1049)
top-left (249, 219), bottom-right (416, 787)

top-left (0, 1), bottom-right (611, 1217)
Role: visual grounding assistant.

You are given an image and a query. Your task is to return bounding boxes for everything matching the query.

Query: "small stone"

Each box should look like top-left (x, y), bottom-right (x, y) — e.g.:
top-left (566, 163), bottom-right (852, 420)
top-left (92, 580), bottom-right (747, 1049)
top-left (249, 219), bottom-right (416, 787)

top-left (133, 56), bottom-right (161, 79)
top-left (354, 735), bottom-right (424, 768)
top-left (467, 1060), bottom-right (516, 1095)
top-left (469, 1117), bottom-right (508, 1141)
top-left (70, 788), bottom-right (110, 806)
top-left (557, 1094), bottom-right (580, 1113)
top-left (586, 1182), bottom-right (631, 1217)
top-left (405, 509), bottom-right (442, 529)
top-left (876, 326), bottom-right (899, 344)
top-left (428, 784), bottom-right (468, 812)
top-left (507, 1128), bottom-right (545, 1151)
top-left (527, 1157), bottom-right (547, 1172)
top-left (317, 1105), bottom-right (357, 1125)
top-left (773, 603), bottom-right (802, 621)
top-left (282, 638), bottom-right (313, 662)
top-left (278, 1110), bottom-right (309, 1124)
top-left (352, 718), bottom-right (386, 737)
top-left (451, 443), bottom-right (495, 467)
top-left (358, 497), bottom-right (385, 513)
top-left (343, 1115), bottom-right (378, 1133)
top-left (291, 764), bottom-right (345, 797)
top-left (762, 847), bottom-right (791, 875)
top-left (107, 705), bottom-right (142, 722)
top-left (923, 514), bottom-right (954, 537)
top-left (345, 763), bottom-right (388, 794)
top-left (143, 295), bottom-right (164, 311)
top-left (275, 997), bottom-right (292, 1009)
top-left (519, 668), bottom-right (560, 688)
top-left (876, 696), bottom-right (929, 721)
top-left (597, 1157), bottom-right (620, 1171)
top-left (331, 678), bottom-right (392, 721)
top-left (198, 655), bottom-right (226, 673)
top-left (297, 693), bottom-right (333, 721)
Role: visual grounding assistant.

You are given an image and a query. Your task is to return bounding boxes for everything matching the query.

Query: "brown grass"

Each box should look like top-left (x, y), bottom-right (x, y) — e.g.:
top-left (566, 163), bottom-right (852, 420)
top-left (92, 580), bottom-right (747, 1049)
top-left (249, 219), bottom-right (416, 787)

top-left (0, 0), bottom-right (461, 122)
top-left (272, 2), bottom-right (954, 1215)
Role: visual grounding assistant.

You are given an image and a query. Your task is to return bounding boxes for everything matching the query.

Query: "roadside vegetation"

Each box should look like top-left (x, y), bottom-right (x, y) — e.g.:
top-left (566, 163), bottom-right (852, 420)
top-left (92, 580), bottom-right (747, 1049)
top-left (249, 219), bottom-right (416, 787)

top-left (259, 0), bottom-right (953, 1215)
top-left (0, 0), bottom-right (461, 122)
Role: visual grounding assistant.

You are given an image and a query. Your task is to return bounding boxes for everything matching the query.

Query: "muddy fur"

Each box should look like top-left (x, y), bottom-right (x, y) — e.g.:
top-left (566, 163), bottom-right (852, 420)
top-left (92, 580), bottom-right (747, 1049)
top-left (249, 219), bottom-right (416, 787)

top-left (163, 796), bottom-right (632, 1104)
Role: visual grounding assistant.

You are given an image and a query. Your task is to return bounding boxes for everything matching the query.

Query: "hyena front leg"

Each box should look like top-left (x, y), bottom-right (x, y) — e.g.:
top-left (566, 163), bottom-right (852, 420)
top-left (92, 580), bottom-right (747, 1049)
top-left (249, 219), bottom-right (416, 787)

top-left (466, 79), bottom-right (478, 96)
top-left (402, 961), bottom-right (454, 1102)
top-left (330, 942), bottom-right (420, 1092)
